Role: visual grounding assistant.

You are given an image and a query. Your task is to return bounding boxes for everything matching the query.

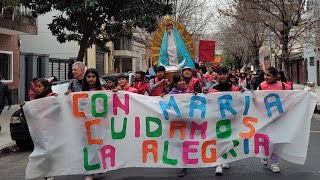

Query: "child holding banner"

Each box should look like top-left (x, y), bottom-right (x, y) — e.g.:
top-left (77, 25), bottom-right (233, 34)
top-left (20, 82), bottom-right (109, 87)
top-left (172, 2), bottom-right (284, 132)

top-left (207, 66), bottom-right (240, 93)
top-left (133, 71), bottom-right (147, 95)
top-left (149, 66), bottom-right (170, 96)
top-left (181, 66), bottom-right (202, 93)
top-left (205, 66), bottom-right (240, 176)
top-left (116, 73), bottom-right (138, 93)
top-left (168, 74), bottom-right (190, 94)
top-left (105, 76), bottom-right (117, 90)
top-left (257, 67), bottom-right (291, 173)
top-left (81, 68), bottom-right (105, 180)
top-left (28, 78), bottom-right (56, 180)
top-left (82, 68), bottom-right (105, 91)
top-left (167, 74), bottom-right (192, 177)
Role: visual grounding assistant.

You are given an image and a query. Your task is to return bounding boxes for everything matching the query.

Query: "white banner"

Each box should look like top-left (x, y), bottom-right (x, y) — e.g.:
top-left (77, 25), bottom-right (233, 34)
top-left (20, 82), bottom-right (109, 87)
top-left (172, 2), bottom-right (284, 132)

top-left (23, 90), bottom-right (317, 179)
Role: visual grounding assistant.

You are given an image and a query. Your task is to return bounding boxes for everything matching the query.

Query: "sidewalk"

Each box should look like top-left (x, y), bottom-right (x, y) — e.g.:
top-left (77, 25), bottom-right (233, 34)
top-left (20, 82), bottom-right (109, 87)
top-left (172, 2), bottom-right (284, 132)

top-left (0, 105), bottom-right (20, 154)
top-left (1, 85), bottom-right (320, 153)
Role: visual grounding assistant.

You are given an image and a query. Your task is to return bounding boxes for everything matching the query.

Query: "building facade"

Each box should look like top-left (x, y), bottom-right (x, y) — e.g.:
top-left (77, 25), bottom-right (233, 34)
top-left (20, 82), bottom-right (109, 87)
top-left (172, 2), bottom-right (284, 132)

top-left (0, 4), bottom-right (37, 103)
top-left (304, 0), bottom-right (320, 85)
top-left (19, 11), bottom-right (78, 101)
top-left (112, 35), bottom-right (147, 73)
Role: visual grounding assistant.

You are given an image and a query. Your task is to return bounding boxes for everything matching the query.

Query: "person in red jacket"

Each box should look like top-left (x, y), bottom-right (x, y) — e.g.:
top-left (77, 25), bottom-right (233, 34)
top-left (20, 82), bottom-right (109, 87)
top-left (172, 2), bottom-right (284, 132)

top-left (133, 71), bottom-right (147, 95)
top-left (181, 66), bottom-right (202, 93)
top-left (208, 66), bottom-right (239, 93)
top-left (149, 66), bottom-right (170, 96)
top-left (117, 73), bottom-right (138, 93)
top-left (205, 66), bottom-right (239, 176)
top-left (258, 67), bottom-right (291, 174)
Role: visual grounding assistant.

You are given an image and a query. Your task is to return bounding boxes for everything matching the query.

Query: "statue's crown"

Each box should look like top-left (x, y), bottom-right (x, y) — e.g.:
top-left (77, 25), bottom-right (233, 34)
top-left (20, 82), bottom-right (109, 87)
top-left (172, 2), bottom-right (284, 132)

top-left (165, 16), bottom-right (173, 26)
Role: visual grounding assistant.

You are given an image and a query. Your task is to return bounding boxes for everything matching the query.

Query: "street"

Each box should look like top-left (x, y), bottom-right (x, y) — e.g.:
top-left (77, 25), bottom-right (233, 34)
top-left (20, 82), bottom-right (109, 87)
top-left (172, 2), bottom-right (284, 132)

top-left (0, 114), bottom-right (320, 180)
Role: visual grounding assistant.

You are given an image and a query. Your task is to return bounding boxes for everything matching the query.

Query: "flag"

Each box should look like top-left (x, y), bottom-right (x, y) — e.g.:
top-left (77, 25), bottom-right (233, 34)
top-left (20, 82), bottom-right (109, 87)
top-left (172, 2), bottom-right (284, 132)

top-left (199, 40), bottom-right (215, 62)
top-left (214, 55), bottom-right (221, 63)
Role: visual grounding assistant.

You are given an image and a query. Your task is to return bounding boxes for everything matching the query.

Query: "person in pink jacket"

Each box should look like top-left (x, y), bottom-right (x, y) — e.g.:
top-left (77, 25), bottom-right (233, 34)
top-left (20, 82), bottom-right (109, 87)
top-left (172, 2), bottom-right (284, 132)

top-left (258, 67), bottom-right (291, 91)
top-left (29, 77), bottom-right (38, 100)
top-left (258, 66), bottom-right (291, 174)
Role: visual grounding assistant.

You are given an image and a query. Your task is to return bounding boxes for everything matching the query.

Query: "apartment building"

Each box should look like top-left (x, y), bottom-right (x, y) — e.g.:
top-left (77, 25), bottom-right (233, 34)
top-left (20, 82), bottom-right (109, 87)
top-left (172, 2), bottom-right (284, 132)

top-left (0, 4), bottom-right (37, 103)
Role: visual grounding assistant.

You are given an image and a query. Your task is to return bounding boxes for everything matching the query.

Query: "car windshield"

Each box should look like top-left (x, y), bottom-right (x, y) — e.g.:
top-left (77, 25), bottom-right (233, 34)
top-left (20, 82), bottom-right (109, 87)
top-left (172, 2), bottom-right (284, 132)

top-left (51, 82), bottom-right (70, 95)
top-left (51, 78), bottom-right (107, 94)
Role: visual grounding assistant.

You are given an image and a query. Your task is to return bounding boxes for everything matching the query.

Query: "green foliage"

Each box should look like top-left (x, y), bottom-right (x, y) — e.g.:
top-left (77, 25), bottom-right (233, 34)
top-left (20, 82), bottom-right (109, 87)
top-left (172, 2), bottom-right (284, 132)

top-left (221, 53), bottom-right (235, 68)
top-left (1, 0), bottom-right (20, 7)
top-left (21, 0), bottom-right (172, 60)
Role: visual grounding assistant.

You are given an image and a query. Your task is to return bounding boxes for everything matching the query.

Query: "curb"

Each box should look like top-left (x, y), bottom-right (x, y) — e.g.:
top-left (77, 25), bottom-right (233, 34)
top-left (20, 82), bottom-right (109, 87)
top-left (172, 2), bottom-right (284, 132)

top-left (0, 141), bottom-right (16, 156)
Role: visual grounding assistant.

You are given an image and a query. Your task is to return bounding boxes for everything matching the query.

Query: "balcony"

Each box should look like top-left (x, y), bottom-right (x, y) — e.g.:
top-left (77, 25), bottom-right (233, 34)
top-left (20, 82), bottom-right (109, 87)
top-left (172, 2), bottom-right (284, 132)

top-left (0, 4), bottom-right (37, 35)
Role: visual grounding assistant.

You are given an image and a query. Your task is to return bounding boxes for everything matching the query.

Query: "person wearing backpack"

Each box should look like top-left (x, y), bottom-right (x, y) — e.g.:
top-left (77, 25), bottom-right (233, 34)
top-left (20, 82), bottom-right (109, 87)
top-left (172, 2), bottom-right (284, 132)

top-left (258, 67), bottom-right (291, 91)
top-left (65, 61), bottom-right (86, 94)
top-left (257, 67), bottom-right (291, 173)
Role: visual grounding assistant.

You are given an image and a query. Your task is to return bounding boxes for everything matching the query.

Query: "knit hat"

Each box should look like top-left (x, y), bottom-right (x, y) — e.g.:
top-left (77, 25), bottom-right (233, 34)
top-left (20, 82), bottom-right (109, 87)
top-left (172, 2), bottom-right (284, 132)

top-left (118, 73), bottom-right (127, 79)
top-left (181, 66), bottom-right (192, 72)
top-left (106, 76), bottom-right (116, 82)
top-left (156, 66), bottom-right (166, 73)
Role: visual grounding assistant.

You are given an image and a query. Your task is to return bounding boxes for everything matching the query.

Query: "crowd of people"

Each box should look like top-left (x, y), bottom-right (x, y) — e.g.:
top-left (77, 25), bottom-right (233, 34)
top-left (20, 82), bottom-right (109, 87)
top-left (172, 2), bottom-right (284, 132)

top-left (23, 61), bottom-right (294, 180)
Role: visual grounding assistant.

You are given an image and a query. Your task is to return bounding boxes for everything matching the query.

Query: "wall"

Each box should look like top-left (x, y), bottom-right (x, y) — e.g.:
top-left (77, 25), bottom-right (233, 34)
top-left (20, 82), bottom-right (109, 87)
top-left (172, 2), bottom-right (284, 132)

top-left (0, 33), bottom-right (19, 89)
top-left (304, 45), bottom-right (317, 83)
top-left (19, 11), bottom-right (78, 59)
top-left (132, 40), bottom-right (146, 72)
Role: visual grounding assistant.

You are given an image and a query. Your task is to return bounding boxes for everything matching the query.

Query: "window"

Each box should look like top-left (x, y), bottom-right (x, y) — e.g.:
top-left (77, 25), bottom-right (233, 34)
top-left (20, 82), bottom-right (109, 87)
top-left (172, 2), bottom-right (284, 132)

top-left (0, 51), bottom-right (13, 82)
top-left (113, 37), bottom-right (132, 50)
top-left (310, 57), bottom-right (315, 66)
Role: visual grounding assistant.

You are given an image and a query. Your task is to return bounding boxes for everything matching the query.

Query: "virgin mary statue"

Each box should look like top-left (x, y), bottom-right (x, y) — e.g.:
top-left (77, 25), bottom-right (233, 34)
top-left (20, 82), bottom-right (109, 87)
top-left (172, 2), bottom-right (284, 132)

top-left (157, 17), bottom-right (195, 71)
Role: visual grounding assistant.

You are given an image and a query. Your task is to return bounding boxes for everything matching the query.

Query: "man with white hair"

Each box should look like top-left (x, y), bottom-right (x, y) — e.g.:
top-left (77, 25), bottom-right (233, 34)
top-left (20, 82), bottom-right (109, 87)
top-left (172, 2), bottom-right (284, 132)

top-left (65, 61), bottom-right (86, 94)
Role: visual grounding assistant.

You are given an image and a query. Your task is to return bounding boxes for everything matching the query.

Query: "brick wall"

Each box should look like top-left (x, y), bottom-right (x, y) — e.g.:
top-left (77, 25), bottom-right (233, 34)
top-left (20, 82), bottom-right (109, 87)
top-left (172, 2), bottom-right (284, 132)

top-left (0, 33), bottom-right (20, 90)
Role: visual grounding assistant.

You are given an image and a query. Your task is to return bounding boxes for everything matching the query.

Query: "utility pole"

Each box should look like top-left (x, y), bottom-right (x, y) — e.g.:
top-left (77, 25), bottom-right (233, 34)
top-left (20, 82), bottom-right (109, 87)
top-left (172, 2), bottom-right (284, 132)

top-left (268, 27), bottom-right (274, 67)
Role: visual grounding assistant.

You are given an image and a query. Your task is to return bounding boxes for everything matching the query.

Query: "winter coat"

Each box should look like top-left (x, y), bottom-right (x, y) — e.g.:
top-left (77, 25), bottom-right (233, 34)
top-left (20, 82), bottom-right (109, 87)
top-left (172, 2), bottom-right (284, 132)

top-left (0, 82), bottom-right (12, 110)
top-left (168, 87), bottom-right (190, 94)
top-left (117, 83), bottom-right (138, 93)
top-left (208, 81), bottom-right (239, 92)
top-left (258, 81), bottom-right (292, 90)
top-left (149, 77), bottom-right (170, 96)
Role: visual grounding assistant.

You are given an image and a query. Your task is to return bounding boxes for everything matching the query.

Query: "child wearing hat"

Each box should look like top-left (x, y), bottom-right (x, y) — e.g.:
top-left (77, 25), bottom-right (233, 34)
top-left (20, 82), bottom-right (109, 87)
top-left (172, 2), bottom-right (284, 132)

top-left (181, 66), bottom-right (202, 93)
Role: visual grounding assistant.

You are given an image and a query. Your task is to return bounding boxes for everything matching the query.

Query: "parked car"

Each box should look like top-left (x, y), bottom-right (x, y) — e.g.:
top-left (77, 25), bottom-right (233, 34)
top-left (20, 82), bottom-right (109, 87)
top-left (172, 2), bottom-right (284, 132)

top-left (9, 78), bottom-right (107, 150)
top-left (51, 78), bottom-right (108, 93)
top-left (10, 107), bottom-right (32, 150)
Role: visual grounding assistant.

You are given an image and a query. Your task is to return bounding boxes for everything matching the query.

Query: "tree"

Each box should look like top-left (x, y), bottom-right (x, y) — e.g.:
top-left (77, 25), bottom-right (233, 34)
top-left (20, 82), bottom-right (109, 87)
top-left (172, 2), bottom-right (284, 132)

top-left (219, 0), bottom-right (269, 70)
top-left (217, 25), bottom-right (249, 69)
top-left (238, 0), bottom-right (310, 79)
top-left (22, 0), bottom-right (172, 61)
top-left (219, 0), bottom-right (320, 79)
top-left (173, 0), bottom-right (217, 51)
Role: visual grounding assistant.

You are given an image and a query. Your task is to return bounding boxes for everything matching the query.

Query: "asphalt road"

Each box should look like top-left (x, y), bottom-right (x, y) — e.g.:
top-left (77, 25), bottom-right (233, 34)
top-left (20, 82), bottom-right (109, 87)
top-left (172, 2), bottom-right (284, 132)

top-left (1, 115), bottom-right (320, 180)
